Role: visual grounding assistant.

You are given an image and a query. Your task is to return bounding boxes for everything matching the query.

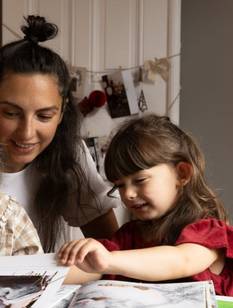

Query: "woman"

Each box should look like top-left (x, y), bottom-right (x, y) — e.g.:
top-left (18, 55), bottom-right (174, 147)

top-left (0, 15), bottom-right (119, 252)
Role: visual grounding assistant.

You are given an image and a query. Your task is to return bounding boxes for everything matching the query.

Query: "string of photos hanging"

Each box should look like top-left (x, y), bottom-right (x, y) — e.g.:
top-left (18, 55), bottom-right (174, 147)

top-left (69, 53), bottom-right (180, 118)
top-left (2, 22), bottom-right (180, 119)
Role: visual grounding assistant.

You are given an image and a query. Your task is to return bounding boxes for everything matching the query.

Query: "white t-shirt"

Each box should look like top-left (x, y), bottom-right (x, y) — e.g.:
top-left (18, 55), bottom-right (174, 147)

top-left (0, 142), bottom-right (119, 244)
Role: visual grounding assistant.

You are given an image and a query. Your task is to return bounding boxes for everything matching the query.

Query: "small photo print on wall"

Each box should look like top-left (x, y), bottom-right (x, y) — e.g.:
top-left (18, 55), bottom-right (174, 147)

top-left (85, 136), bottom-right (109, 180)
top-left (69, 66), bottom-right (87, 100)
top-left (102, 70), bottom-right (139, 118)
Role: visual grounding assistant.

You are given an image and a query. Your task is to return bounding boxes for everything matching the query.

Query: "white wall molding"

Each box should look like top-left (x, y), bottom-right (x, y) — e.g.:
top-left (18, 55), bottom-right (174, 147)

top-left (128, 0), bottom-right (139, 66)
top-left (70, 0), bottom-right (78, 66)
top-left (58, 0), bottom-right (71, 61)
top-left (25, 0), bottom-right (38, 14)
top-left (138, 0), bottom-right (144, 66)
top-left (167, 0), bottom-right (181, 125)
top-left (70, 0), bottom-right (91, 67)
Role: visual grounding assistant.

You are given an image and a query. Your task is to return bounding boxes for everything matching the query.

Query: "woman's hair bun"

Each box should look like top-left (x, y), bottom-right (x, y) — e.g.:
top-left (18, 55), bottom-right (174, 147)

top-left (21, 15), bottom-right (58, 43)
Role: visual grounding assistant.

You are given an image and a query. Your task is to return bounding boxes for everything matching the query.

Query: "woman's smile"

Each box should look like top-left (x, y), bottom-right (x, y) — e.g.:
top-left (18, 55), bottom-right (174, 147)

top-left (10, 140), bottom-right (40, 153)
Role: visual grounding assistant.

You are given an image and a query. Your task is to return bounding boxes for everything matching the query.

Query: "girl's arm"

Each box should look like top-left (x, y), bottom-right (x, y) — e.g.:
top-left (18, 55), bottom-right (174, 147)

top-left (107, 244), bottom-right (219, 281)
top-left (63, 266), bottom-right (101, 284)
top-left (58, 238), bottom-right (220, 282)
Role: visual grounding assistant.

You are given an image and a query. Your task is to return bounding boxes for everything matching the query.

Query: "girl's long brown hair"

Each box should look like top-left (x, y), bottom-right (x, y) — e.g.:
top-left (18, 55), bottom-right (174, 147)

top-left (105, 114), bottom-right (227, 244)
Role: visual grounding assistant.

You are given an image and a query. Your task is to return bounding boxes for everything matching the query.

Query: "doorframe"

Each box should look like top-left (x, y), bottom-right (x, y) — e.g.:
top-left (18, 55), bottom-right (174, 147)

top-left (0, 0), bottom-right (2, 46)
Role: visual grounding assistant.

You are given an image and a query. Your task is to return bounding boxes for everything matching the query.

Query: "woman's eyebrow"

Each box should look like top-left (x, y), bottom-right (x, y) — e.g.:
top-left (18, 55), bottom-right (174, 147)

top-left (36, 106), bottom-right (60, 112)
top-left (0, 101), bottom-right (60, 111)
top-left (0, 101), bottom-right (21, 108)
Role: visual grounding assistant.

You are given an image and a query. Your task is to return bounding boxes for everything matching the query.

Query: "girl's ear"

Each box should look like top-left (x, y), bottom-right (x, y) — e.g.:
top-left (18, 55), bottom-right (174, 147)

top-left (176, 162), bottom-right (193, 186)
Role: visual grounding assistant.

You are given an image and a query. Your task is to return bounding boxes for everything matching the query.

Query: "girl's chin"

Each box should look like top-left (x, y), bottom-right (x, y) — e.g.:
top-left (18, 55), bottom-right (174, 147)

top-left (135, 212), bottom-right (158, 221)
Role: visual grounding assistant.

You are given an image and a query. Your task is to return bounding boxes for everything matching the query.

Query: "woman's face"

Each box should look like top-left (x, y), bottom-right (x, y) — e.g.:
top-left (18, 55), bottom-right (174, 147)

top-left (0, 73), bottom-right (63, 172)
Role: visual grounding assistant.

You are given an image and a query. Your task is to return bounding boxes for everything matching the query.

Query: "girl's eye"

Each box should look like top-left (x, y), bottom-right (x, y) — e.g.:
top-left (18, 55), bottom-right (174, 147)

top-left (115, 183), bottom-right (125, 189)
top-left (135, 178), bottom-right (147, 184)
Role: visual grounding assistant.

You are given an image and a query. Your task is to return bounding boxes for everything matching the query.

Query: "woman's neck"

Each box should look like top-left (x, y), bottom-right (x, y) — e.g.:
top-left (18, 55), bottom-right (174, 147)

top-left (1, 162), bottom-right (29, 173)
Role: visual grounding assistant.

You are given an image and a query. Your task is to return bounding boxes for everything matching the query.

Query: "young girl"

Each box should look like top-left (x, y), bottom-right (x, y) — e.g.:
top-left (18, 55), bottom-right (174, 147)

top-left (58, 114), bottom-right (233, 296)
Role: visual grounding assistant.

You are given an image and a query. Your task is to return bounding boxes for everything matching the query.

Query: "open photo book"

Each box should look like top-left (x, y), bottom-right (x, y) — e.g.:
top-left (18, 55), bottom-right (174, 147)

top-left (64, 279), bottom-right (217, 308)
top-left (0, 252), bottom-right (227, 308)
top-left (0, 253), bottom-right (69, 308)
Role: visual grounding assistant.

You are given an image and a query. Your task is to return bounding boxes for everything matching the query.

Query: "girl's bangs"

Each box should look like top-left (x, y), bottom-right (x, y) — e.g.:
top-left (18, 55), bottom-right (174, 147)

top-left (105, 142), bottom-right (156, 182)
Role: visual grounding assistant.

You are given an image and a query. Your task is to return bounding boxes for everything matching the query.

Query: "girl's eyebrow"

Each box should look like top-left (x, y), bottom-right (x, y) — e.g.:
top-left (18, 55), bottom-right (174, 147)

top-left (0, 101), bottom-right (60, 111)
top-left (134, 170), bottom-right (147, 176)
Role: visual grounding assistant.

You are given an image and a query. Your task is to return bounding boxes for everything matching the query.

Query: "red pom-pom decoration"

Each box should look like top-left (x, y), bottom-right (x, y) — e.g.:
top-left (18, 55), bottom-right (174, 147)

top-left (78, 90), bottom-right (106, 116)
top-left (88, 90), bottom-right (106, 108)
top-left (78, 96), bottom-right (93, 116)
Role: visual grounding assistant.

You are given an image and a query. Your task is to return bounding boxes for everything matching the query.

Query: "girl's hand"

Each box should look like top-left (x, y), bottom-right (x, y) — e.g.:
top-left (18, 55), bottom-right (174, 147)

top-left (58, 238), bottom-right (111, 273)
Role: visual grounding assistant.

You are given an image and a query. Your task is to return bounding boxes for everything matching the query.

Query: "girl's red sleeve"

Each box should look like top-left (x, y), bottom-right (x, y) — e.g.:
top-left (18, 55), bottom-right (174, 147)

top-left (176, 218), bottom-right (233, 296)
top-left (176, 218), bottom-right (233, 257)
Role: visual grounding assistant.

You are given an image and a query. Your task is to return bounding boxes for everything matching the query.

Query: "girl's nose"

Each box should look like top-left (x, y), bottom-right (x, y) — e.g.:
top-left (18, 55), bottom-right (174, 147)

top-left (123, 186), bottom-right (138, 200)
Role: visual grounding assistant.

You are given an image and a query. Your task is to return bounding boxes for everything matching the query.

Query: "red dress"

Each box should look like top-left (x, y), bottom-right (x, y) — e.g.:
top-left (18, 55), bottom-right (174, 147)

top-left (99, 218), bottom-right (233, 296)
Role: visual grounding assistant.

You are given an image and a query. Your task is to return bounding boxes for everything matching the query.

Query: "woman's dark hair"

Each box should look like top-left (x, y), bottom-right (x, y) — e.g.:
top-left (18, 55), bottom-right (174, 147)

top-left (0, 15), bottom-right (95, 251)
top-left (105, 114), bottom-right (227, 244)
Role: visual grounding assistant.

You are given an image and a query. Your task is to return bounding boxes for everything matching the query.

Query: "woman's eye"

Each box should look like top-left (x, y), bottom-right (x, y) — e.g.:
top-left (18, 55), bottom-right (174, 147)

top-left (3, 110), bottom-right (20, 118)
top-left (37, 114), bottom-right (54, 121)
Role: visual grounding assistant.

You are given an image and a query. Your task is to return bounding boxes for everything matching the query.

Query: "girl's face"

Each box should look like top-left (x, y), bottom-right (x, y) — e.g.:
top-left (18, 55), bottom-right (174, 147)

top-left (0, 73), bottom-right (63, 172)
top-left (114, 164), bottom-right (180, 221)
